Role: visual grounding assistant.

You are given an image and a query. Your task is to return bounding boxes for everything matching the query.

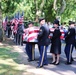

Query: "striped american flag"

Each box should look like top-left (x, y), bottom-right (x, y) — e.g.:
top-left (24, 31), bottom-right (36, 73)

top-left (50, 28), bottom-right (65, 39)
top-left (22, 27), bottom-right (39, 43)
top-left (22, 27), bottom-right (65, 43)
top-left (2, 17), bottom-right (8, 31)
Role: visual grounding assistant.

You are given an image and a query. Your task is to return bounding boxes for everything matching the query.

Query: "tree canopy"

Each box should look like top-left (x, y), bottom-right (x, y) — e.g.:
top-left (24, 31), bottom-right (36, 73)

top-left (0, 0), bottom-right (76, 23)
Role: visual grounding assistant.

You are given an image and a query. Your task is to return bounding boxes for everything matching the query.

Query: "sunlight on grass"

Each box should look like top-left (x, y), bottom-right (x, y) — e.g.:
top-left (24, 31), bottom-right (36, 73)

top-left (0, 47), bottom-right (25, 75)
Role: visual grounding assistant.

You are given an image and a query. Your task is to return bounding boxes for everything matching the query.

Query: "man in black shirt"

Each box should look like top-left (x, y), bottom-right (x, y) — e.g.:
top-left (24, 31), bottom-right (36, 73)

top-left (64, 21), bottom-right (75, 64)
top-left (37, 18), bottom-right (50, 68)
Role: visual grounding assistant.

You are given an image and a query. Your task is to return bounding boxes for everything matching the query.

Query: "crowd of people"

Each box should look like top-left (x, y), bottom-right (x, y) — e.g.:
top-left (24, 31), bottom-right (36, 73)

top-left (5, 20), bottom-right (24, 45)
top-left (3, 18), bottom-right (76, 68)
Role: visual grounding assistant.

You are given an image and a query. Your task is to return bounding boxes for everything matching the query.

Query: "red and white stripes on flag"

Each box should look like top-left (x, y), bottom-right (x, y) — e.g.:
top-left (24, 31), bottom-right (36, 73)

top-left (22, 27), bottom-right (65, 43)
top-left (13, 19), bottom-right (19, 34)
top-left (27, 27), bottom-right (39, 42)
top-left (50, 28), bottom-right (65, 39)
top-left (22, 27), bottom-right (39, 42)
top-left (2, 17), bottom-right (7, 31)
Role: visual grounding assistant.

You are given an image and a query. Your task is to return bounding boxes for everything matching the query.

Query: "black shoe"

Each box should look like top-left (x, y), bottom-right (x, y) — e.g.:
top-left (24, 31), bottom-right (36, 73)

top-left (71, 58), bottom-right (74, 62)
top-left (55, 62), bottom-right (60, 65)
top-left (36, 65), bottom-right (43, 68)
top-left (65, 62), bottom-right (72, 65)
top-left (50, 61), bottom-right (56, 64)
top-left (27, 59), bottom-right (32, 62)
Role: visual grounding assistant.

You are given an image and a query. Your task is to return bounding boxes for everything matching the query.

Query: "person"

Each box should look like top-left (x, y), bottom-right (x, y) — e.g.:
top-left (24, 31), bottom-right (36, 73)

top-left (11, 23), bottom-right (15, 38)
top-left (47, 22), bottom-right (53, 28)
top-left (6, 21), bottom-right (11, 38)
top-left (16, 21), bottom-right (24, 45)
top-left (25, 21), bottom-right (35, 62)
top-left (74, 23), bottom-right (76, 49)
top-left (64, 21), bottom-right (75, 64)
top-left (50, 19), bottom-right (61, 65)
top-left (37, 18), bottom-right (50, 68)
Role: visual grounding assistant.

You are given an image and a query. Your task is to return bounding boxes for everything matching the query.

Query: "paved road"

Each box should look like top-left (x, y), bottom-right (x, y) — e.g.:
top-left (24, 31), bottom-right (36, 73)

top-left (19, 43), bottom-right (76, 75)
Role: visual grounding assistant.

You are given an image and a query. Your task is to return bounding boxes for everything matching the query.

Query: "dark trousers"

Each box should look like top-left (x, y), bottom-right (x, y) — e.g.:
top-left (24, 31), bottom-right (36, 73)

top-left (25, 43), bottom-right (32, 60)
top-left (38, 45), bottom-right (48, 67)
top-left (64, 44), bottom-right (74, 63)
top-left (74, 40), bottom-right (76, 49)
top-left (16, 33), bottom-right (22, 45)
top-left (7, 29), bottom-right (11, 38)
top-left (14, 33), bottom-right (17, 44)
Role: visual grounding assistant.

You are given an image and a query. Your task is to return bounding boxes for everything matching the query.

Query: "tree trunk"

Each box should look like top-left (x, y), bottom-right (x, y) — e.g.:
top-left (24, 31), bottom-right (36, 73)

top-left (35, 0), bottom-right (45, 22)
top-left (53, 0), bottom-right (57, 11)
top-left (59, 0), bottom-right (66, 14)
top-left (34, 0), bottom-right (39, 22)
top-left (0, 9), bottom-right (4, 42)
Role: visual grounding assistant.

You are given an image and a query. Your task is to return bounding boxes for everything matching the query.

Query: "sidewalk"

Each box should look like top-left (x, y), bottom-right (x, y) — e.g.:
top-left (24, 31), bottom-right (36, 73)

top-left (17, 43), bottom-right (76, 75)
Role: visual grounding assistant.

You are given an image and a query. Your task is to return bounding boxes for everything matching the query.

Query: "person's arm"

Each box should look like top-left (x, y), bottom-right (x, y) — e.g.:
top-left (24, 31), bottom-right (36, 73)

top-left (65, 29), bottom-right (75, 39)
top-left (37, 26), bottom-right (44, 40)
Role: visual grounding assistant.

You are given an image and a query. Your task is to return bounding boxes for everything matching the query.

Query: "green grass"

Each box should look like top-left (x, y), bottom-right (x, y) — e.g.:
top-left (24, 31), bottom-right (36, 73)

top-left (0, 47), bottom-right (24, 75)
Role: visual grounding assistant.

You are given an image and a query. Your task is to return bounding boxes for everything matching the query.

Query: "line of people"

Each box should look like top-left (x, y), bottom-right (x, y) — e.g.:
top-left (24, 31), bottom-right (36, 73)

top-left (4, 17), bottom-right (76, 68)
top-left (25, 18), bottom-right (76, 68)
top-left (5, 20), bottom-right (24, 45)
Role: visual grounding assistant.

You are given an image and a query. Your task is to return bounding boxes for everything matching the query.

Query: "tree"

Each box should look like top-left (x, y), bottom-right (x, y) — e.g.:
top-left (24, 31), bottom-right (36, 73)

top-left (1, 0), bottom-right (76, 24)
top-left (34, 0), bottom-right (46, 21)
top-left (61, 0), bottom-right (76, 22)
top-left (0, 0), bottom-right (3, 41)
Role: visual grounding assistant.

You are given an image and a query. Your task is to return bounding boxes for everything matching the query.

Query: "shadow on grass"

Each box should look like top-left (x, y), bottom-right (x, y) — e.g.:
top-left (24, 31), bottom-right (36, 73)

top-left (0, 64), bottom-right (23, 75)
top-left (0, 47), bottom-right (24, 75)
top-left (0, 47), bottom-right (19, 61)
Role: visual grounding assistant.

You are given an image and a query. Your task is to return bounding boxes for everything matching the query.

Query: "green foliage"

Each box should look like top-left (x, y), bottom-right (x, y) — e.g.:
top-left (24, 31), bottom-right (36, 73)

top-left (1, 0), bottom-right (76, 22)
top-left (43, 0), bottom-right (56, 22)
top-left (61, 0), bottom-right (76, 22)
top-left (0, 47), bottom-right (19, 61)
top-left (0, 47), bottom-right (23, 75)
